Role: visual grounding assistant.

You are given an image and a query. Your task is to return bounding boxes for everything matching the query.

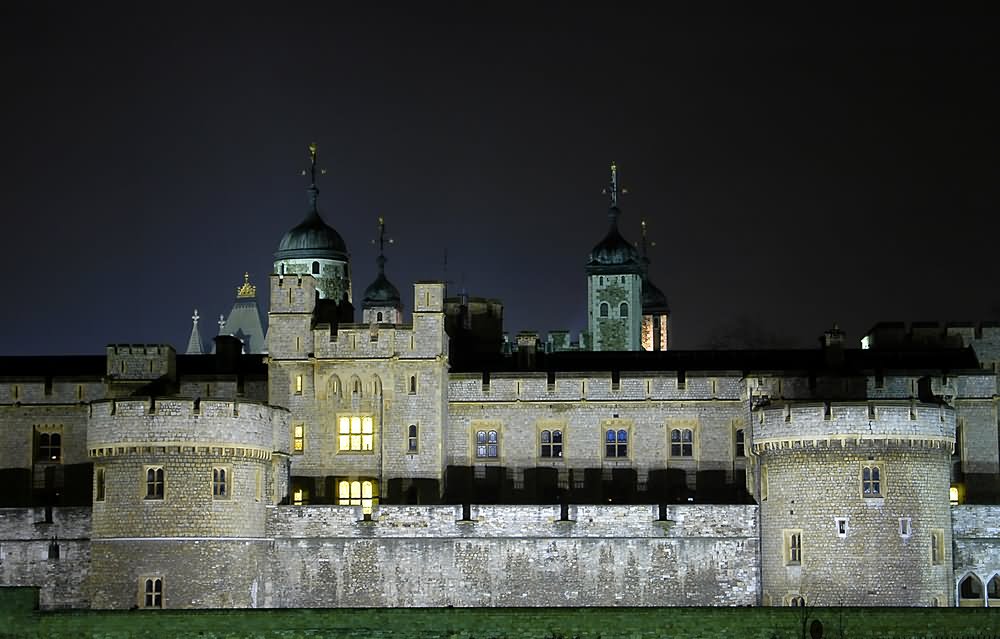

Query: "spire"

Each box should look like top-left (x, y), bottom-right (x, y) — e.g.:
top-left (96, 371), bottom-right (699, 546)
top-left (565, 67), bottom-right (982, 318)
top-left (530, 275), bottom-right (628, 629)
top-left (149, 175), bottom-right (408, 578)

top-left (217, 314), bottom-right (225, 335)
top-left (639, 218), bottom-right (656, 272)
top-left (601, 161), bottom-right (628, 224)
top-left (372, 216), bottom-right (393, 274)
top-left (300, 142), bottom-right (327, 215)
top-left (186, 309), bottom-right (205, 355)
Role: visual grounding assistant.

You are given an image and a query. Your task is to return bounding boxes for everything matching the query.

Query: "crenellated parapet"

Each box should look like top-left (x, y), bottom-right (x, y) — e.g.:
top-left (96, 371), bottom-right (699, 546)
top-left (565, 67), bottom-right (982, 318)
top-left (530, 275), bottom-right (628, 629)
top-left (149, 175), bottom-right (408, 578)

top-left (753, 401), bottom-right (955, 453)
top-left (87, 398), bottom-right (289, 458)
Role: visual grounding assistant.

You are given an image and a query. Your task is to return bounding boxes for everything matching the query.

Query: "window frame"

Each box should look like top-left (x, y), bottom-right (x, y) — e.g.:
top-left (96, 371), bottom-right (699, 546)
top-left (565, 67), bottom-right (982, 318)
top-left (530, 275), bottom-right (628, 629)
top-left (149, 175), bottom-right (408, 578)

top-left (336, 478), bottom-right (379, 514)
top-left (603, 424), bottom-right (629, 459)
top-left (670, 428), bottom-right (694, 457)
top-left (407, 424), bottom-right (418, 454)
top-left (292, 423), bottom-right (305, 454)
top-left (861, 462), bottom-right (884, 498)
top-left (140, 576), bottom-right (164, 609)
top-left (784, 529), bottom-right (802, 566)
top-left (931, 529), bottom-right (945, 566)
top-left (212, 466), bottom-right (232, 500)
top-left (34, 427), bottom-right (63, 463)
top-left (539, 428), bottom-right (564, 460)
top-left (338, 415), bottom-right (375, 453)
top-left (95, 466), bottom-right (106, 502)
top-left (144, 466), bottom-right (164, 501)
top-left (599, 302), bottom-right (609, 318)
top-left (735, 428), bottom-right (745, 458)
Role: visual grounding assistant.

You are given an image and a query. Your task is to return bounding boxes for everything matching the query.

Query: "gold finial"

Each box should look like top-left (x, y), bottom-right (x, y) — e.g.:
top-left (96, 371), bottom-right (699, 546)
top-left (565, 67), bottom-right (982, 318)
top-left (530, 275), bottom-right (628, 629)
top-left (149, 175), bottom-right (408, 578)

top-left (237, 272), bottom-right (257, 298)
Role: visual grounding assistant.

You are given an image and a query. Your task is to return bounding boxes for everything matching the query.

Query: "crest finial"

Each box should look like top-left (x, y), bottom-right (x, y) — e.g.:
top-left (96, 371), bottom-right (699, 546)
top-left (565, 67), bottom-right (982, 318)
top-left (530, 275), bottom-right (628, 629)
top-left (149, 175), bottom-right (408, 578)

top-left (237, 272), bottom-right (257, 298)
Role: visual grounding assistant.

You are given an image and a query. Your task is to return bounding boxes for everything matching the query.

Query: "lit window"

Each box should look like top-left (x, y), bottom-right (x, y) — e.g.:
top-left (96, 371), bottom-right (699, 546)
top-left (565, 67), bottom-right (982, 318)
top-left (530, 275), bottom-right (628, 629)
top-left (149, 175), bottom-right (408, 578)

top-left (295, 375), bottom-right (303, 395)
top-left (950, 486), bottom-right (960, 505)
top-left (292, 424), bottom-right (305, 453)
top-left (476, 429), bottom-right (499, 459)
top-left (407, 424), bottom-right (418, 453)
top-left (338, 479), bottom-right (378, 514)
top-left (145, 467), bottom-right (164, 500)
top-left (619, 302), bottom-right (628, 318)
top-left (95, 467), bottom-right (105, 502)
top-left (671, 429), bottom-right (693, 457)
top-left (142, 577), bottom-right (163, 608)
top-left (212, 467), bottom-right (230, 499)
top-left (339, 416), bottom-right (374, 452)
top-left (292, 488), bottom-right (305, 506)
top-left (605, 429), bottom-right (628, 458)
top-left (785, 530), bottom-right (802, 565)
top-left (862, 463), bottom-right (882, 497)
top-left (36, 431), bottom-right (62, 462)
top-left (735, 429), bottom-right (745, 458)
top-left (599, 303), bottom-right (609, 318)
top-left (540, 429), bottom-right (563, 458)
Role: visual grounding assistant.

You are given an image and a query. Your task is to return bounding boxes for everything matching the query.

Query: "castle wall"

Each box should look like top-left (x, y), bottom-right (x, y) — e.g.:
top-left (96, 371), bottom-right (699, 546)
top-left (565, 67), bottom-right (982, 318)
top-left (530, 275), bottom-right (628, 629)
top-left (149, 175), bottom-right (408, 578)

top-left (265, 503), bottom-right (758, 607)
top-left (0, 507), bottom-right (91, 609)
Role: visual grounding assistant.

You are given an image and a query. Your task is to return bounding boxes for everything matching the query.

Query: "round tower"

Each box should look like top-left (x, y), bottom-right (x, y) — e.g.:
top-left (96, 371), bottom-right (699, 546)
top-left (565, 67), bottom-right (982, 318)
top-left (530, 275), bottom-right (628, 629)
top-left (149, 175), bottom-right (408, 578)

top-left (585, 162), bottom-right (643, 351)
top-left (274, 143), bottom-right (352, 303)
top-left (753, 400), bottom-right (955, 607)
top-left (85, 397), bottom-right (289, 609)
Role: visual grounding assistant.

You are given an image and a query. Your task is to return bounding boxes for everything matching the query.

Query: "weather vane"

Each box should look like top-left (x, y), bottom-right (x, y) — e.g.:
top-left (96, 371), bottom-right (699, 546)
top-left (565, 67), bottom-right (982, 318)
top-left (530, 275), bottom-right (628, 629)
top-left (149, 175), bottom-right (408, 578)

top-left (372, 216), bottom-right (394, 256)
top-left (602, 161), bottom-right (629, 208)
top-left (300, 142), bottom-right (327, 185)
top-left (639, 218), bottom-right (656, 259)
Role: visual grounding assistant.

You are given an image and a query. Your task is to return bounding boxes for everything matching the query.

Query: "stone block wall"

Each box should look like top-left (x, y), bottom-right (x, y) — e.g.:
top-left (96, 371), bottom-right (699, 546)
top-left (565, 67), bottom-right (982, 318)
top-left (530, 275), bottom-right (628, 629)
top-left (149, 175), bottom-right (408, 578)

top-left (951, 505), bottom-right (1000, 605)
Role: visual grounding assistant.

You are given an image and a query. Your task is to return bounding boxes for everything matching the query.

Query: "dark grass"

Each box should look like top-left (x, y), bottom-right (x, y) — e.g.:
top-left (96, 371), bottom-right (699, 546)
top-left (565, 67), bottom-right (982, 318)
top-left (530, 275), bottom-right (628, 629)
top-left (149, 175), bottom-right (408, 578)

top-left (2, 590), bottom-right (999, 639)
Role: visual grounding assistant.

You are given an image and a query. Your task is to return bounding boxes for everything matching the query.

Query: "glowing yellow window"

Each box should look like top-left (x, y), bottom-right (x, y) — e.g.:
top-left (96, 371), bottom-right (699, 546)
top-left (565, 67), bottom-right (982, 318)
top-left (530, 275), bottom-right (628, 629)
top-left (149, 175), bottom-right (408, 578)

top-left (338, 416), bottom-right (374, 451)
top-left (292, 425), bottom-right (304, 453)
top-left (338, 479), bottom-right (377, 514)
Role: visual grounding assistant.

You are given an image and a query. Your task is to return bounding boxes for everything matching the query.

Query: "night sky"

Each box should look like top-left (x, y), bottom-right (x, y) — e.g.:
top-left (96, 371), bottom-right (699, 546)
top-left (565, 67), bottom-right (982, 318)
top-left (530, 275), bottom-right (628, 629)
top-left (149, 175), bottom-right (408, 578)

top-left (2, 3), bottom-right (998, 356)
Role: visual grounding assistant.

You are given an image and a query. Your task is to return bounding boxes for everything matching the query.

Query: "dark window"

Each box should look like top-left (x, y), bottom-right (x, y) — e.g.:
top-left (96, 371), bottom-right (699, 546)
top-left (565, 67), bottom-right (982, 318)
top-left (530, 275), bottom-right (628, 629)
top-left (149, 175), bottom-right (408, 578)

top-left (212, 468), bottom-right (229, 498)
top-left (95, 467), bottom-right (105, 502)
top-left (988, 575), bottom-right (999, 600)
top-left (311, 261), bottom-right (320, 275)
top-left (787, 532), bottom-right (802, 565)
top-left (408, 425), bottom-right (418, 453)
top-left (376, 312), bottom-right (383, 322)
top-left (145, 467), bottom-right (164, 500)
top-left (862, 465), bottom-right (882, 497)
top-left (735, 429), bottom-right (745, 458)
top-left (960, 574), bottom-right (983, 599)
top-left (144, 578), bottom-right (163, 608)
top-left (36, 432), bottom-right (61, 462)
top-left (409, 376), bottom-right (417, 394)
top-left (671, 429), bottom-right (693, 457)
top-left (605, 429), bottom-right (627, 457)
top-left (48, 540), bottom-right (59, 560)
top-left (540, 429), bottom-right (563, 458)
top-left (599, 303), bottom-right (609, 318)
top-left (789, 595), bottom-right (804, 607)
top-left (619, 302), bottom-right (628, 318)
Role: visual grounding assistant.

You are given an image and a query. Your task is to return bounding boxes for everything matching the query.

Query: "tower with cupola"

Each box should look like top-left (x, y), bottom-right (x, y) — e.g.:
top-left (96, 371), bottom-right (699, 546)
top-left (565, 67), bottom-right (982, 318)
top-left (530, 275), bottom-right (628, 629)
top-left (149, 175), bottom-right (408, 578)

top-left (361, 217), bottom-right (402, 325)
top-left (586, 162), bottom-right (643, 351)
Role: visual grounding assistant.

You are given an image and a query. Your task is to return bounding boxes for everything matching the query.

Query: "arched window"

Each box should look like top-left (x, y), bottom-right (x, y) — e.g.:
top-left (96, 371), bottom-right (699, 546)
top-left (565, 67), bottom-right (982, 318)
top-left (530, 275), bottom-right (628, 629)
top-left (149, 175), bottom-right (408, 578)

top-left (988, 575), bottom-right (1000, 602)
top-left (735, 429), bottom-right (745, 457)
top-left (376, 311), bottom-right (383, 322)
top-left (143, 577), bottom-right (163, 608)
top-left (671, 429), bottom-right (693, 457)
top-left (862, 464), bottom-right (882, 497)
top-left (372, 375), bottom-right (382, 397)
top-left (311, 261), bottom-right (320, 275)
top-left (599, 276), bottom-right (603, 285)
top-left (409, 375), bottom-right (417, 394)
top-left (605, 429), bottom-right (627, 457)
top-left (329, 375), bottom-right (341, 399)
top-left (960, 574), bottom-right (984, 603)
top-left (281, 264), bottom-right (286, 275)
top-left (408, 424), bottom-right (418, 452)
top-left (619, 302), bottom-right (628, 318)
top-left (599, 302), bottom-right (609, 318)
top-left (540, 429), bottom-right (563, 458)
top-left (475, 430), bottom-right (499, 458)
top-left (788, 595), bottom-right (805, 607)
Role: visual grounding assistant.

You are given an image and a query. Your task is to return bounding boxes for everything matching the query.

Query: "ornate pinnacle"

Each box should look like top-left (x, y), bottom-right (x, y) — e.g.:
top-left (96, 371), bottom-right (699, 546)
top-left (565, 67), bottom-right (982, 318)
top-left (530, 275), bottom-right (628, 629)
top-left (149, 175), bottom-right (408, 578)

top-left (371, 216), bottom-right (394, 274)
top-left (192, 309), bottom-right (200, 325)
top-left (300, 142), bottom-right (327, 212)
top-left (601, 161), bottom-right (628, 214)
top-left (236, 272), bottom-right (256, 298)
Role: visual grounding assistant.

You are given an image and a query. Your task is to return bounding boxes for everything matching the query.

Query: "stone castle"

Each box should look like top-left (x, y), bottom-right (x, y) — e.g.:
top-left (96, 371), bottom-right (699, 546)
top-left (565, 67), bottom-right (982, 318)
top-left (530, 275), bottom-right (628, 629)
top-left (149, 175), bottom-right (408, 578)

top-left (0, 149), bottom-right (998, 609)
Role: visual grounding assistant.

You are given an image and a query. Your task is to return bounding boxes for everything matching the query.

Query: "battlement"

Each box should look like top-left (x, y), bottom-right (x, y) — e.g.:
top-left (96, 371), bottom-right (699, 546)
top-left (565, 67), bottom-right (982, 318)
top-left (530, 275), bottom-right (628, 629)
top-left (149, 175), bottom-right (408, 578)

top-left (413, 281), bottom-right (445, 313)
top-left (106, 344), bottom-right (176, 381)
top-left (754, 400), bottom-right (955, 450)
top-left (267, 503), bottom-right (758, 539)
top-left (862, 321), bottom-right (1000, 350)
top-left (87, 397), bottom-right (288, 453)
top-left (449, 371), bottom-right (743, 402)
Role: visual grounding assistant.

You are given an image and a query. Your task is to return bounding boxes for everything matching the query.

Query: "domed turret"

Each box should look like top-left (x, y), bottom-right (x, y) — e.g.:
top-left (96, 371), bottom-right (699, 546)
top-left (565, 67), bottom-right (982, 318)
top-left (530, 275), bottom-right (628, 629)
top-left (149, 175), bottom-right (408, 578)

top-left (586, 162), bottom-right (644, 351)
top-left (362, 217), bottom-right (402, 324)
top-left (637, 219), bottom-right (670, 351)
top-left (273, 144), bottom-right (353, 304)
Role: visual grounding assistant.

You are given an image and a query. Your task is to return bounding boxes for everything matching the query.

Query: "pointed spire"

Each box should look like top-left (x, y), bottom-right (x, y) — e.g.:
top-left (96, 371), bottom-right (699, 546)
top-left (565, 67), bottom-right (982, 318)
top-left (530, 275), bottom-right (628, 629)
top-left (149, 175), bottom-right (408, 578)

top-left (639, 218), bottom-right (656, 271)
top-left (217, 314), bottom-right (226, 335)
top-left (372, 216), bottom-right (394, 274)
top-left (601, 161), bottom-right (628, 224)
top-left (186, 309), bottom-right (205, 355)
top-left (300, 142), bottom-right (327, 215)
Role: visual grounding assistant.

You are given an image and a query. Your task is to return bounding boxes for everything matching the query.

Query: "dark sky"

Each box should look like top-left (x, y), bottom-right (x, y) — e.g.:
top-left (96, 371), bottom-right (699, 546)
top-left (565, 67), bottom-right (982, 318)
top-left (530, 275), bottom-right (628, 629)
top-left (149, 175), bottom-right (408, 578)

top-left (2, 3), bottom-right (998, 355)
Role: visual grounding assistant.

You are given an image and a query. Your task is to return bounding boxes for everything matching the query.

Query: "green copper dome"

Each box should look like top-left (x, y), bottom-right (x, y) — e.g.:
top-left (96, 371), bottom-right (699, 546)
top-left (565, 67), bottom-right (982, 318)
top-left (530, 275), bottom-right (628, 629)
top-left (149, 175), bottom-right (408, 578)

top-left (274, 187), bottom-right (349, 262)
top-left (363, 262), bottom-right (401, 308)
top-left (586, 207), bottom-right (642, 274)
